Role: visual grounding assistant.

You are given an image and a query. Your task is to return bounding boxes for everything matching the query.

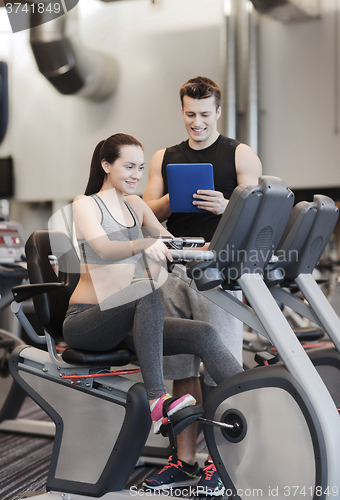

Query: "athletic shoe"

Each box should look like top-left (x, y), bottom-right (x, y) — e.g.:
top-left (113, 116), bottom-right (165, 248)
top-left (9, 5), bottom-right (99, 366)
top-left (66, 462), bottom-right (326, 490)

top-left (196, 460), bottom-right (225, 496)
top-left (143, 455), bottom-right (200, 490)
top-left (150, 393), bottom-right (196, 434)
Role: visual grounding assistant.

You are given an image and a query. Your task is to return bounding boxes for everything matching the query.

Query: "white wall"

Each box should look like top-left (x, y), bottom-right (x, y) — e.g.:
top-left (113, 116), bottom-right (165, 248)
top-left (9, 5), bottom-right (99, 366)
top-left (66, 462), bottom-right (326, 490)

top-left (0, 0), bottom-right (225, 202)
top-left (2, 0), bottom-right (340, 208)
top-left (258, 0), bottom-right (340, 189)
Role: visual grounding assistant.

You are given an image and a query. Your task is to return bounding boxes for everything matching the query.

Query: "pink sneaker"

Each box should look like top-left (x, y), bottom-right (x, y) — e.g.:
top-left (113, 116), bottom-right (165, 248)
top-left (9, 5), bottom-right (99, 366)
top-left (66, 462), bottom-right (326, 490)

top-left (150, 393), bottom-right (196, 434)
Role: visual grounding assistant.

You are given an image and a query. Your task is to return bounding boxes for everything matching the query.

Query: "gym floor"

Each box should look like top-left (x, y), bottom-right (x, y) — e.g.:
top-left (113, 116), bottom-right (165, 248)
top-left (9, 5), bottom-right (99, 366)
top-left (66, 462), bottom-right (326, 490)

top-left (0, 397), bottom-right (53, 500)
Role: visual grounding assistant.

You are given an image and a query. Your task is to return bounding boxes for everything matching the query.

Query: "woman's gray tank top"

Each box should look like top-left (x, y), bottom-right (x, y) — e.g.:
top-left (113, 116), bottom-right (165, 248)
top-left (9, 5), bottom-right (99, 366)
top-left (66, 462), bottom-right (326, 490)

top-left (77, 194), bottom-right (144, 265)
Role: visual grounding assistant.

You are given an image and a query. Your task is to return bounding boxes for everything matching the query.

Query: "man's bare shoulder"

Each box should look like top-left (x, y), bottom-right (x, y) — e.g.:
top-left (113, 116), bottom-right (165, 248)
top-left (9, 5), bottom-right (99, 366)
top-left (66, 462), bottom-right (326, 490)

top-left (235, 143), bottom-right (262, 184)
top-left (236, 142), bottom-right (256, 155)
top-left (235, 143), bottom-right (261, 164)
top-left (150, 148), bottom-right (166, 170)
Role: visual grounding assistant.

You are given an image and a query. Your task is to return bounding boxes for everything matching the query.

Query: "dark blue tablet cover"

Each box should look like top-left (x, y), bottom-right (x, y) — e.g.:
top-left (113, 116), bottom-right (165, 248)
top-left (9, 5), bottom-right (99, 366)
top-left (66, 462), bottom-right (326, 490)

top-left (167, 163), bottom-right (215, 213)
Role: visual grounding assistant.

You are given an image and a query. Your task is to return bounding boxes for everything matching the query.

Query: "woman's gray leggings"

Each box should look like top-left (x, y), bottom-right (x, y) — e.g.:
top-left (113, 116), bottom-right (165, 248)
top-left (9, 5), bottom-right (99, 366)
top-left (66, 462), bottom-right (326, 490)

top-left (63, 281), bottom-right (243, 400)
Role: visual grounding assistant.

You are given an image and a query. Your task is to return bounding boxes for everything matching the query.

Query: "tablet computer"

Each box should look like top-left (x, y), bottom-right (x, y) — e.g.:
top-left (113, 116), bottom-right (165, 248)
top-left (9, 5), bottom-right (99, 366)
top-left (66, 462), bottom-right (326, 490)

top-left (167, 163), bottom-right (215, 213)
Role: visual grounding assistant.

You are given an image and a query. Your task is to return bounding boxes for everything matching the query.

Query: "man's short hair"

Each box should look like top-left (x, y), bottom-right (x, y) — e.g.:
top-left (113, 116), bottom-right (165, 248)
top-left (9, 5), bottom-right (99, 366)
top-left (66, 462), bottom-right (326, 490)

top-left (179, 76), bottom-right (221, 110)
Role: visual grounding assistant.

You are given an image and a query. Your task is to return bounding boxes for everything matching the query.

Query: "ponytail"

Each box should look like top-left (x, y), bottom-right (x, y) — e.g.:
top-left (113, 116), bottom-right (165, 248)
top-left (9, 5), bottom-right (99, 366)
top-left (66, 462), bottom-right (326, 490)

top-left (84, 140), bottom-right (105, 195)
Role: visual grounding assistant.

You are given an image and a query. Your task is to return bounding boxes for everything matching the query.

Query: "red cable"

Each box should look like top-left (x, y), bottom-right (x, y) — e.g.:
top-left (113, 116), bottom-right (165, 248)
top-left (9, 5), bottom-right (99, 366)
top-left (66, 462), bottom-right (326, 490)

top-left (61, 368), bottom-right (141, 380)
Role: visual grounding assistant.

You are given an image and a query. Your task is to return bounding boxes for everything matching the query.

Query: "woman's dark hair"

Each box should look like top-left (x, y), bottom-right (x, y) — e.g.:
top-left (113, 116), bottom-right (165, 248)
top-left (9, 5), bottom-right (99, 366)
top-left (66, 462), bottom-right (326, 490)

top-left (179, 76), bottom-right (221, 110)
top-left (84, 133), bottom-right (143, 195)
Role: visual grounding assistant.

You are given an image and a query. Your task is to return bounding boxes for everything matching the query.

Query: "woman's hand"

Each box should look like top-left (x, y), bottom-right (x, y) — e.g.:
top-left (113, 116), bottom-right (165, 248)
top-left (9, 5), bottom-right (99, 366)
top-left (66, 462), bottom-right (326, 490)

top-left (145, 239), bottom-right (173, 262)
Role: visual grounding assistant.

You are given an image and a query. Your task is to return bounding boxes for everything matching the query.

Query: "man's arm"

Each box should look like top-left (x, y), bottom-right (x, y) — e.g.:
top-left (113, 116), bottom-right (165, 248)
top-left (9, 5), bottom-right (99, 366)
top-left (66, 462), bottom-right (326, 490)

top-left (143, 149), bottom-right (171, 223)
top-left (234, 143), bottom-right (262, 185)
top-left (192, 143), bottom-right (262, 214)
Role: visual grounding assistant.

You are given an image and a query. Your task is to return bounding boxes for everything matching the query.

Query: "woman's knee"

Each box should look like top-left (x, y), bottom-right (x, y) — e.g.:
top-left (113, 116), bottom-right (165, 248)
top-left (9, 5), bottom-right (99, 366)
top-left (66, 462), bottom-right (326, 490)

top-left (198, 321), bottom-right (219, 338)
top-left (194, 321), bottom-right (222, 351)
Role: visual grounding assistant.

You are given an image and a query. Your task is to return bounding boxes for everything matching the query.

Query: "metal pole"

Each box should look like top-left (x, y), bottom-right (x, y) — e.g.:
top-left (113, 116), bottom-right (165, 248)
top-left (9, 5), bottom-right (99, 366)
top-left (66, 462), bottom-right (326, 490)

top-left (224, 0), bottom-right (237, 138)
top-left (248, 3), bottom-right (259, 154)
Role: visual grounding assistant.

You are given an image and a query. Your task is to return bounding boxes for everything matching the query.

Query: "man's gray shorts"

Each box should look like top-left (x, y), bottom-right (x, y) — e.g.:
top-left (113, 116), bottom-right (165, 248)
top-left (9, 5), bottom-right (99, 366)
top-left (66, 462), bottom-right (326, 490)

top-left (162, 273), bottom-right (243, 386)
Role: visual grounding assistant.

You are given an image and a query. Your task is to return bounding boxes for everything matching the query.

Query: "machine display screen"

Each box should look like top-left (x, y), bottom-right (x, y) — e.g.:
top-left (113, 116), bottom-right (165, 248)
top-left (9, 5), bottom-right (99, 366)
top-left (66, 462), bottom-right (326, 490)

top-left (0, 222), bottom-right (26, 262)
top-left (0, 229), bottom-right (21, 246)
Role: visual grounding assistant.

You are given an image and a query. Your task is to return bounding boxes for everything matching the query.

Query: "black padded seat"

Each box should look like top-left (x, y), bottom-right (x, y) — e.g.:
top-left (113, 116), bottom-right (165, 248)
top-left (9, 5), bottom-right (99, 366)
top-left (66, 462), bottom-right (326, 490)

top-left (293, 326), bottom-right (324, 342)
top-left (62, 346), bottom-right (137, 366)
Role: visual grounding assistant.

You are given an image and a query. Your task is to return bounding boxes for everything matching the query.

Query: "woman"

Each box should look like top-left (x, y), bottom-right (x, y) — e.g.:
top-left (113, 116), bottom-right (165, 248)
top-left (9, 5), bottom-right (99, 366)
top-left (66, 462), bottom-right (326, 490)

top-left (63, 133), bottom-right (243, 434)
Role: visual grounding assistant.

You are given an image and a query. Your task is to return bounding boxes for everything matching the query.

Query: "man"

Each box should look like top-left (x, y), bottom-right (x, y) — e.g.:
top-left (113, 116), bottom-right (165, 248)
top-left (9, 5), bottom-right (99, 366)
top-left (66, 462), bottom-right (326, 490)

top-left (143, 77), bottom-right (262, 495)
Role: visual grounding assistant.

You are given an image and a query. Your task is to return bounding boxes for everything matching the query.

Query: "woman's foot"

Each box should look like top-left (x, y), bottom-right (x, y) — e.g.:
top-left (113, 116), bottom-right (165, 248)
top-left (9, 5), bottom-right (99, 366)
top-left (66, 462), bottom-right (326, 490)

top-left (150, 393), bottom-right (196, 434)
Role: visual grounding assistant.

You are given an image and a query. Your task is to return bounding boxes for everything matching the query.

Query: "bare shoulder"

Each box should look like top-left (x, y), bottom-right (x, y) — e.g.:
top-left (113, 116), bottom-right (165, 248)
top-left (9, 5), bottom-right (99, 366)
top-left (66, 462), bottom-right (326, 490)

top-left (152, 148), bottom-right (166, 161)
top-left (235, 143), bottom-right (262, 169)
top-left (72, 195), bottom-right (100, 219)
top-left (126, 195), bottom-right (159, 226)
top-left (73, 194), bottom-right (86, 203)
top-left (125, 194), bottom-right (144, 208)
top-left (235, 143), bottom-right (259, 160)
top-left (73, 194), bottom-right (89, 209)
top-left (149, 148), bottom-right (166, 172)
top-left (143, 149), bottom-right (167, 202)
top-left (235, 143), bottom-right (262, 184)
top-left (73, 194), bottom-right (97, 209)
top-left (125, 195), bottom-right (145, 219)
top-left (72, 195), bottom-right (101, 239)
top-left (73, 194), bottom-right (98, 204)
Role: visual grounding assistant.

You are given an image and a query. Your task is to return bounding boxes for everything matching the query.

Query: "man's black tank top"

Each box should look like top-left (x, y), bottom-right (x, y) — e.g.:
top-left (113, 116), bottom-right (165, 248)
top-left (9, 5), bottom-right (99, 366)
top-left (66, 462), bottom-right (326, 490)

top-left (161, 135), bottom-right (240, 241)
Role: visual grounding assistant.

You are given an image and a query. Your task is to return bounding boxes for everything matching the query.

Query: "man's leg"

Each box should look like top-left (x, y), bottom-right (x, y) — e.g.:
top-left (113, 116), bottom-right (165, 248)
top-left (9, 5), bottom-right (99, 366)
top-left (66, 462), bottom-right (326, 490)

top-left (143, 376), bottom-right (202, 490)
top-left (161, 273), bottom-right (202, 464)
top-left (186, 286), bottom-right (242, 496)
top-left (173, 377), bottom-right (202, 465)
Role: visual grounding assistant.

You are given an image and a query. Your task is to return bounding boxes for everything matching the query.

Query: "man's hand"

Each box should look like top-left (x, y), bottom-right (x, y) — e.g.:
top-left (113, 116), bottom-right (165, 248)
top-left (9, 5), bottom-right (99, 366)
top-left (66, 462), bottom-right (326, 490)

top-left (192, 190), bottom-right (228, 215)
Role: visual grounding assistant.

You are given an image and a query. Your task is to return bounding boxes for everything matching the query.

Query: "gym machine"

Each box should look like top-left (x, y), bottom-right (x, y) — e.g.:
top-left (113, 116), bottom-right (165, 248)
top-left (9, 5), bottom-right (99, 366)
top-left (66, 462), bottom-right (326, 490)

top-left (176, 179), bottom-right (340, 500)
top-left (243, 195), bottom-right (339, 369)
top-left (263, 195), bottom-right (340, 407)
top-left (0, 219), bottom-right (55, 436)
top-left (8, 176), bottom-right (340, 500)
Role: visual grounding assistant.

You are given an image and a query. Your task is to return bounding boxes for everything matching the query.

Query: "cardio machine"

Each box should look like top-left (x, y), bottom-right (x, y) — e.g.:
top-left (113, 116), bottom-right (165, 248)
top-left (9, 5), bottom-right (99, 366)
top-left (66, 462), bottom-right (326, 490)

top-left (8, 176), bottom-right (340, 500)
top-left (170, 178), bottom-right (340, 499)
top-left (262, 195), bottom-right (340, 406)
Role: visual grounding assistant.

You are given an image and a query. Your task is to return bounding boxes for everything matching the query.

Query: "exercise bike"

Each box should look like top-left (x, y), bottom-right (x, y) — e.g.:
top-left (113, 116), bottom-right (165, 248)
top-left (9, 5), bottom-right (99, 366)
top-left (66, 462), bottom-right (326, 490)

top-left (8, 176), bottom-right (340, 500)
top-left (168, 178), bottom-right (340, 499)
top-left (260, 194), bottom-right (340, 407)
